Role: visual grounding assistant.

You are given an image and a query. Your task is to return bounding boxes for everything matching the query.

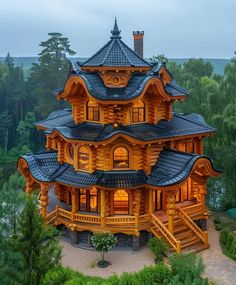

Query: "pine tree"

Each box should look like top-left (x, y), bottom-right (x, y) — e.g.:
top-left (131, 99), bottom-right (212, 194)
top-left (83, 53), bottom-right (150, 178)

top-left (15, 196), bottom-right (61, 285)
top-left (30, 32), bottom-right (76, 117)
top-left (0, 172), bottom-right (26, 285)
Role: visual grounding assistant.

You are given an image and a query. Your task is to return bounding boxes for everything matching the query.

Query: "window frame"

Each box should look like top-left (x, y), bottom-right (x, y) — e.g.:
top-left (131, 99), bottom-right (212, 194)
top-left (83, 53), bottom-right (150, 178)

top-left (86, 101), bottom-right (100, 122)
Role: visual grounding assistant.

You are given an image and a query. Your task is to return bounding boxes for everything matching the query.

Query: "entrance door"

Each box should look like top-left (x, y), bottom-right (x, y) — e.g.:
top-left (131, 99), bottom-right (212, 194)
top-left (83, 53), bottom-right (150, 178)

top-left (113, 190), bottom-right (129, 215)
top-left (153, 190), bottom-right (162, 211)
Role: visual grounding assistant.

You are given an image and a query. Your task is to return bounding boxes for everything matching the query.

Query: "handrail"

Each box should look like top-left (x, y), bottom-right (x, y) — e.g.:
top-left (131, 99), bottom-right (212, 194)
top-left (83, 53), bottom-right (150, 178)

top-left (151, 214), bottom-right (181, 253)
top-left (74, 213), bottom-right (101, 224)
top-left (177, 207), bottom-right (208, 245)
top-left (182, 203), bottom-right (204, 216)
top-left (106, 216), bottom-right (135, 226)
top-left (45, 209), bottom-right (58, 224)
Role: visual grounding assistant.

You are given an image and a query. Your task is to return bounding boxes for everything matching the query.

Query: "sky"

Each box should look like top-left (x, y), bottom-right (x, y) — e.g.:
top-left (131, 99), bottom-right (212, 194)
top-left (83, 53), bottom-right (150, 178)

top-left (0, 0), bottom-right (235, 58)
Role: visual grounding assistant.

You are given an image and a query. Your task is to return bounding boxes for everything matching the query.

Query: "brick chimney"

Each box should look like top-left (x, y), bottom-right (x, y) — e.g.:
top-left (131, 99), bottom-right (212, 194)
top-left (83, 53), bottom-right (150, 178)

top-left (133, 31), bottom-right (144, 58)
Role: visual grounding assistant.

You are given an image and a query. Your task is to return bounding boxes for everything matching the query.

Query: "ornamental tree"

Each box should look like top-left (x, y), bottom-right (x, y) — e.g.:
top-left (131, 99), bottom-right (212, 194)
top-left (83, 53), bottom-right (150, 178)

top-left (91, 232), bottom-right (117, 267)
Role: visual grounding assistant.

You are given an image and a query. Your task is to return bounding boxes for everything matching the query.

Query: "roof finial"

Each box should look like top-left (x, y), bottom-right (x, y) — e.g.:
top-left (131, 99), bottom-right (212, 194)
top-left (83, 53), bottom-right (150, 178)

top-left (111, 17), bottom-right (121, 39)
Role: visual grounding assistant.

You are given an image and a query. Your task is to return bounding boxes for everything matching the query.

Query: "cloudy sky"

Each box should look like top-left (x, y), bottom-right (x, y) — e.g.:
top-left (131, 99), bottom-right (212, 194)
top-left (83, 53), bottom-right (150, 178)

top-left (0, 0), bottom-right (234, 58)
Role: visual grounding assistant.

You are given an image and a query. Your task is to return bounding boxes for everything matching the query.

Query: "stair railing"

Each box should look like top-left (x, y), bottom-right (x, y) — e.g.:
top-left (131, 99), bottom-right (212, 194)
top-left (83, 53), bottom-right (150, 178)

top-left (177, 207), bottom-right (208, 245)
top-left (151, 214), bottom-right (181, 253)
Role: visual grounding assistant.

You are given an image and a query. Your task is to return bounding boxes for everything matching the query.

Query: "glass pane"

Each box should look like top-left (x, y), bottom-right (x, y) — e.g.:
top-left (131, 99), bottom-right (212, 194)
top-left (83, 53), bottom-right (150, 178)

top-left (90, 195), bottom-right (97, 212)
top-left (114, 190), bottom-right (128, 215)
top-left (79, 189), bottom-right (86, 211)
top-left (113, 147), bottom-right (129, 168)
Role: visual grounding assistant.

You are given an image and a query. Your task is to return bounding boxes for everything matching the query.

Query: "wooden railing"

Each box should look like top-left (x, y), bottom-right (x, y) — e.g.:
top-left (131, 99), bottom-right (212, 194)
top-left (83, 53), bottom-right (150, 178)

top-left (45, 209), bottom-right (58, 224)
top-left (177, 207), bottom-right (208, 245)
top-left (151, 214), bottom-right (181, 253)
top-left (182, 203), bottom-right (204, 217)
top-left (106, 216), bottom-right (135, 227)
top-left (58, 208), bottom-right (72, 220)
top-left (45, 207), bottom-right (151, 228)
top-left (74, 213), bottom-right (101, 224)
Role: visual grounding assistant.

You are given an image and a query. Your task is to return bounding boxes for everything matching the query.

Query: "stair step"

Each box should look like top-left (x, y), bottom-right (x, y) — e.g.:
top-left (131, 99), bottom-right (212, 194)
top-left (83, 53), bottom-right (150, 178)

top-left (175, 230), bottom-right (193, 240)
top-left (181, 235), bottom-right (200, 247)
top-left (174, 225), bottom-right (189, 234)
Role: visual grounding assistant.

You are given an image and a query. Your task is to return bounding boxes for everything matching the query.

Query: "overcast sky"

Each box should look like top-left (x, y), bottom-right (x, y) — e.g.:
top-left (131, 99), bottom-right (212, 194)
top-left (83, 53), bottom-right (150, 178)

top-left (0, 0), bottom-right (234, 58)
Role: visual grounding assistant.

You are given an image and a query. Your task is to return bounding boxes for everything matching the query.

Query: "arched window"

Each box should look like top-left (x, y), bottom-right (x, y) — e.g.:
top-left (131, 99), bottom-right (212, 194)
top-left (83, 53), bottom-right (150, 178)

top-left (113, 147), bottom-right (129, 169)
top-left (78, 146), bottom-right (90, 171)
top-left (113, 190), bottom-right (129, 215)
top-left (68, 144), bottom-right (74, 160)
top-left (86, 101), bottom-right (100, 121)
top-left (132, 100), bottom-right (145, 123)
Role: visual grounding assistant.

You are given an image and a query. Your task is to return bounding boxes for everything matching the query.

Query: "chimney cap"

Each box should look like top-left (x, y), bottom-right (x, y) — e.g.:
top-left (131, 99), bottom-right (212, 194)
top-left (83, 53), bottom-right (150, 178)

top-left (133, 31), bottom-right (144, 35)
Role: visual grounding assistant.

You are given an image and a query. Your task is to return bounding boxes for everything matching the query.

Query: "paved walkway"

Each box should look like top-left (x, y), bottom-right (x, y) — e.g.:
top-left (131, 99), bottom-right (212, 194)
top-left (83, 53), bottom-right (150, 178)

top-left (200, 220), bottom-right (236, 285)
top-left (61, 240), bottom-right (155, 277)
top-left (60, 220), bottom-right (236, 283)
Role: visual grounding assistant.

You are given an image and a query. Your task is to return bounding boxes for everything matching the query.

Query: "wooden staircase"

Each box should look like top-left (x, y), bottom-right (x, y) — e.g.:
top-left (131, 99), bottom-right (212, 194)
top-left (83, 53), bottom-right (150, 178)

top-left (151, 208), bottom-right (209, 253)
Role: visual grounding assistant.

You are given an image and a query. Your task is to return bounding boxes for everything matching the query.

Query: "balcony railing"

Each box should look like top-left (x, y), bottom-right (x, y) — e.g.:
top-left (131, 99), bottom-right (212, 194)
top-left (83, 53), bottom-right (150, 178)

top-left (45, 202), bottom-right (204, 228)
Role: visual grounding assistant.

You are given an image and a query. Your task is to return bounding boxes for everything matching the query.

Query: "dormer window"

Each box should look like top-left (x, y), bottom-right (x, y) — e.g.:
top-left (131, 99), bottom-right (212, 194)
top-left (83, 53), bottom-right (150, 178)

top-left (113, 147), bottom-right (129, 169)
top-left (86, 101), bottom-right (100, 122)
top-left (132, 100), bottom-right (145, 123)
top-left (78, 146), bottom-right (90, 171)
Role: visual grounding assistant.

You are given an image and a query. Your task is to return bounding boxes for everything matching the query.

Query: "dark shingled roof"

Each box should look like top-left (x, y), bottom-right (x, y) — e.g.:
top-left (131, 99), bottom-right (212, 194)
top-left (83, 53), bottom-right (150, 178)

top-left (36, 110), bottom-right (215, 142)
top-left (81, 19), bottom-right (151, 68)
top-left (56, 71), bottom-right (188, 101)
top-left (18, 149), bottom-right (218, 189)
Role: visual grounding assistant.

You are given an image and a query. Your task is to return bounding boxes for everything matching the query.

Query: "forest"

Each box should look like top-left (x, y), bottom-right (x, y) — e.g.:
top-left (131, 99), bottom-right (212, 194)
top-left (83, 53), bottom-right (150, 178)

top-left (0, 32), bottom-right (236, 211)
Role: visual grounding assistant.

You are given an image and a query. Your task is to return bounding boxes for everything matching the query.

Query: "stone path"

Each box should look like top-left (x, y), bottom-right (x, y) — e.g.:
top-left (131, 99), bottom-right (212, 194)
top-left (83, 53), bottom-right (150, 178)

top-left (60, 220), bottom-right (236, 283)
top-left (200, 220), bottom-right (236, 285)
top-left (61, 240), bottom-right (155, 277)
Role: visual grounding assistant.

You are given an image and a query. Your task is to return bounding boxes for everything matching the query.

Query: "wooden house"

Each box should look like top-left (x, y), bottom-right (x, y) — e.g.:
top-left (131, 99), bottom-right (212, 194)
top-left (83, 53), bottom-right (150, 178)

top-left (18, 19), bottom-right (220, 252)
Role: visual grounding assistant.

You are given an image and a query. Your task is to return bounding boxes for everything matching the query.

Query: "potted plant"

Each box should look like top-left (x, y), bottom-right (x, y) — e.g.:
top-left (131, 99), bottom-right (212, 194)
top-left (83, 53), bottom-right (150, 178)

top-left (147, 237), bottom-right (169, 263)
top-left (91, 232), bottom-right (117, 268)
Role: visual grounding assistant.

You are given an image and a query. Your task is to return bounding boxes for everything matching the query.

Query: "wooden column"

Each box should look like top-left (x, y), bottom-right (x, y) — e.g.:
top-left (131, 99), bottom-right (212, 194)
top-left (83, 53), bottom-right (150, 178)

top-left (40, 184), bottom-right (49, 219)
top-left (25, 176), bottom-right (34, 196)
top-left (134, 189), bottom-right (141, 227)
top-left (71, 188), bottom-right (77, 221)
top-left (149, 188), bottom-right (153, 214)
top-left (100, 189), bottom-right (106, 227)
top-left (166, 190), bottom-right (176, 234)
top-left (199, 184), bottom-right (207, 205)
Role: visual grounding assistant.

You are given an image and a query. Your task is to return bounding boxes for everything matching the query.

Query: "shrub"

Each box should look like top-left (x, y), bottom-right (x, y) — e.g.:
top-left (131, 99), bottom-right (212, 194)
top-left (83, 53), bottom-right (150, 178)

top-left (226, 232), bottom-right (234, 250)
top-left (213, 215), bottom-right (220, 224)
top-left (147, 237), bottom-right (169, 261)
top-left (215, 223), bottom-right (222, 231)
top-left (220, 228), bottom-right (230, 245)
top-left (169, 253), bottom-right (205, 282)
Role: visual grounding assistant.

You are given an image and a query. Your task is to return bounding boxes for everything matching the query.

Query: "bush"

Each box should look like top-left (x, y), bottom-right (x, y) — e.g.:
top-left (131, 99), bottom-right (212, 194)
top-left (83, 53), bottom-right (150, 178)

top-left (169, 253), bottom-right (205, 283)
top-left (213, 215), bottom-right (220, 224)
top-left (147, 237), bottom-right (169, 261)
top-left (215, 223), bottom-right (222, 231)
top-left (226, 232), bottom-right (234, 250)
top-left (220, 228), bottom-right (230, 245)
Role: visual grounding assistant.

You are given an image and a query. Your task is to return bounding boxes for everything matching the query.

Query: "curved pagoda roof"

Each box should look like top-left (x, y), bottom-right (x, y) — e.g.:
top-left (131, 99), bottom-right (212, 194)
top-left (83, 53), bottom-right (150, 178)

top-left (81, 19), bottom-right (151, 68)
top-left (18, 149), bottom-right (220, 189)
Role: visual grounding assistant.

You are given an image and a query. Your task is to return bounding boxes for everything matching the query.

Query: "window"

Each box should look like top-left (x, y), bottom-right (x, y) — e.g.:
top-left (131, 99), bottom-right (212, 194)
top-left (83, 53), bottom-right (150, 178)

top-left (113, 147), bottom-right (129, 169)
top-left (78, 146), bottom-right (90, 171)
top-left (132, 100), bottom-right (145, 123)
top-left (113, 190), bottom-right (129, 215)
top-left (78, 188), bottom-right (98, 212)
top-left (86, 101), bottom-right (100, 121)
top-left (68, 144), bottom-right (74, 160)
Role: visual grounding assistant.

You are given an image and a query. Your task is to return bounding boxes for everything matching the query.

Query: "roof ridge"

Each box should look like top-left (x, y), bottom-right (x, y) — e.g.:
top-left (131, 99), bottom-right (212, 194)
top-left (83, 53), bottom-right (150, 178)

top-left (101, 39), bottom-right (116, 65)
top-left (81, 39), bottom-right (113, 66)
top-left (175, 113), bottom-right (215, 129)
top-left (116, 38), bottom-right (133, 66)
top-left (119, 38), bottom-right (151, 66)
